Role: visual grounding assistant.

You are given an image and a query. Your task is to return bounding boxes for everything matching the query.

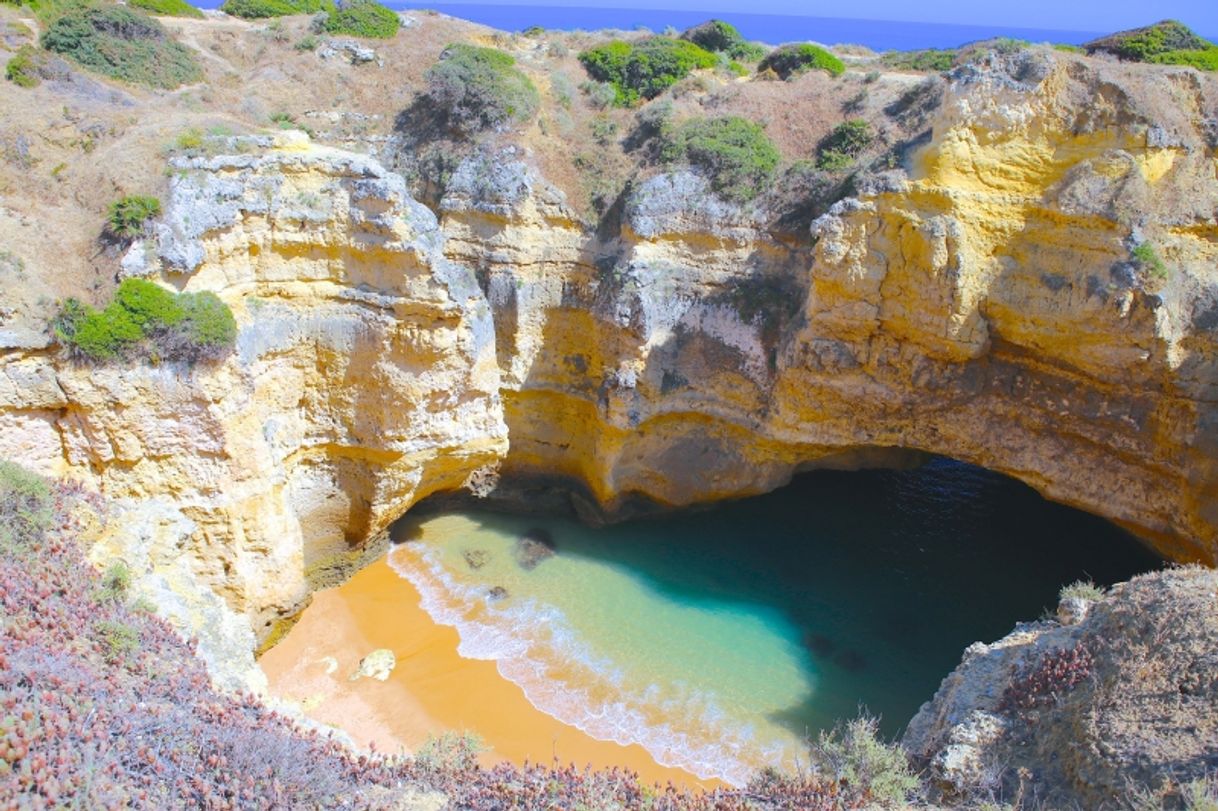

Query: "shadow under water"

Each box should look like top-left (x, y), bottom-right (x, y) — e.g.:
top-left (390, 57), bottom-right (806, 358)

top-left (388, 457), bottom-right (1161, 782)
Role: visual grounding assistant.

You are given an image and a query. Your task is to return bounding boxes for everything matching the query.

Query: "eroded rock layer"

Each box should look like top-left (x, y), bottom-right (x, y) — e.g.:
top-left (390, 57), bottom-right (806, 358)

top-left (2, 52), bottom-right (1216, 683)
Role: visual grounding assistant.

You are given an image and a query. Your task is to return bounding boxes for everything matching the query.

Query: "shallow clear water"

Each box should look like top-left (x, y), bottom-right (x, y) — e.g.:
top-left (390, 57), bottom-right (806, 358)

top-left (388, 458), bottom-right (1160, 785)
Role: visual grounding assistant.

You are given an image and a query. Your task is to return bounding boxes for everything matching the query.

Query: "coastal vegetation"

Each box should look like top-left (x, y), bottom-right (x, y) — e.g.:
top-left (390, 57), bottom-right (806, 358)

top-left (1085, 19), bottom-right (1218, 71)
top-left (816, 119), bottom-right (875, 171)
top-left (39, 4), bottom-right (202, 88)
top-left (319, 0), bottom-right (399, 39)
top-left (219, 0), bottom-right (326, 19)
top-left (578, 37), bottom-right (718, 106)
top-left (52, 279), bottom-right (237, 364)
top-left (128, 0), bottom-right (203, 19)
top-left (660, 115), bottom-right (781, 202)
top-left (679, 19), bottom-right (766, 62)
top-left (105, 194), bottom-right (161, 241)
top-left (757, 43), bottom-right (845, 79)
top-left (425, 43), bottom-right (540, 133)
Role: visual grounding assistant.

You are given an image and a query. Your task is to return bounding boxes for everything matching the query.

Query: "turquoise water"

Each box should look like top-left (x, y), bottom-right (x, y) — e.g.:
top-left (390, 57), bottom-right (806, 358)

top-left (388, 458), bottom-right (1160, 785)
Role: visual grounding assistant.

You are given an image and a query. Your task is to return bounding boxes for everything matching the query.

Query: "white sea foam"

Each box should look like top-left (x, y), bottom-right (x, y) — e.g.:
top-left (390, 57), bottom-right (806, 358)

top-left (388, 546), bottom-right (796, 786)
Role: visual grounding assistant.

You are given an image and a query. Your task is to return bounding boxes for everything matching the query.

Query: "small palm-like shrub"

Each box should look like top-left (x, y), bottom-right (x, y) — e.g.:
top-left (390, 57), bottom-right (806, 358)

top-left (1060, 579), bottom-right (1106, 603)
top-left (40, 5), bottom-right (202, 88)
top-left (758, 43), bottom-right (844, 79)
top-left (578, 37), bottom-right (717, 106)
top-left (53, 279), bottom-right (237, 364)
top-left (106, 195), bottom-right (161, 240)
top-left (661, 115), bottom-right (780, 202)
top-left (816, 119), bottom-right (874, 171)
top-left (425, 43), bottom-right (539, 134)
top-left (321, 0), bottom-right (398, 38)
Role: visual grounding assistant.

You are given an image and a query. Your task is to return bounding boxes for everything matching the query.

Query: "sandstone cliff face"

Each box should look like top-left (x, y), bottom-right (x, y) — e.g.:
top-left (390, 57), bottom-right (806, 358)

top-left (1, 51), bottom-right (1216, 683)
top-left (0, 133), bottom-right (507, 682)
top-left (443, 50), bottom-right (1218, 562)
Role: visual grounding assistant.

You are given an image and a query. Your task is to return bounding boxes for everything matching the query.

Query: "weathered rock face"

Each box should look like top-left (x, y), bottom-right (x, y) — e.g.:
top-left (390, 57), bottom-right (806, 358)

top-left (903, 566), bottom-right (1218, 807)
top-left (2, 51), bottom-right (1217, 685)
top-left (444, 51), bottom-right (1218, 562)
top-left (0, 133), bottom-right (508, 683)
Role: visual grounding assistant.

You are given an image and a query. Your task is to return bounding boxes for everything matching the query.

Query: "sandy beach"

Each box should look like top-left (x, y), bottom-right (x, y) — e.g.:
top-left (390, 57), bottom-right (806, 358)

top-left (258, 549), bottom-right (721, 790)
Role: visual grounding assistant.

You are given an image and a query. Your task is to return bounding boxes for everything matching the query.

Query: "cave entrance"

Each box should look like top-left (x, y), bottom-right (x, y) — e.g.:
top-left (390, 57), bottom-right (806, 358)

top-left (273, 457), bottom-right (1162, 785)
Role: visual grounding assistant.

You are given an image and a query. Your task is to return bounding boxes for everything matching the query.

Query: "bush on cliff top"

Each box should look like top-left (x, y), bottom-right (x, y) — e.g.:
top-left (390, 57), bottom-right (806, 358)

top-left (757, 43), bottom-right (845, 79)
top-left (578, 36), bottom-right (717, 106)
top-left (220, 0), bottom-right (327, 20)
top-left (320, 0), bottom-right (399, 38)
top-left (680, 19), bottom-right (766, 62)
top-left (40, 4), bottom-right (202, 88)
top-left (425, 43), bottom-right (539, 134)
top-left (128, 0), bottom-right (204, 19)
top-left (53, 279), bottom-right (237, 364)
top-left (660, 115), bottom-right (780, 202)
top-left (1084, 20), bottom-right (1218, 71)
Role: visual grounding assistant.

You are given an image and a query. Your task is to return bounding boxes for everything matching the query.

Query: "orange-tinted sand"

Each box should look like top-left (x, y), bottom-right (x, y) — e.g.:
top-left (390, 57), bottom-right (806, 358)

top-left (258, 550), bottom-right (722, 790)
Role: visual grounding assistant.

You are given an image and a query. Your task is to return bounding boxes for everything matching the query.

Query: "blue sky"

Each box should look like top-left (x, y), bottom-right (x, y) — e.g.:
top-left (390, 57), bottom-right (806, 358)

top-left (426, 0), bottom-right (1218, 35)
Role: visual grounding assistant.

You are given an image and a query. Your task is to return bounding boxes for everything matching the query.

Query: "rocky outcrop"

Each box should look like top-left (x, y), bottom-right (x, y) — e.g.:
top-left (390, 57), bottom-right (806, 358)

top-left (0, 132), bottom-right (507, 684)
top-left (448, 50), bottom-right (1218, 562)
top-left (2, 50), bottom-right (1217, 686)
top-left (903, 566), bottom-right (1218, 807)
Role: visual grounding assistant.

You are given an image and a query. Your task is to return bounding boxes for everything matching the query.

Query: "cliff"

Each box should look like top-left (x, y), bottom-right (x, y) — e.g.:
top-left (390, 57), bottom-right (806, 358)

top-left (1, 17), bottom-right (1216, 689)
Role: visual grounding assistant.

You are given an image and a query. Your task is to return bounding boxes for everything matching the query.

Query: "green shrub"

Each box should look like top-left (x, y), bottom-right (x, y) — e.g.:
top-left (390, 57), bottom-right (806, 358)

top-left (1052, 43), bottom-right (1085, 53)
top-left (321, 0), bottom-right (398, 39)
top-left (94, 619), bottom-right (140, 663)
top-left (757, 43), bottom-right (844, 79)
top-left (1085, 20), bottom-right (1218, 71)
top-left (129, 0), bottom-right (204, 18)
top-left (5, 45), bottom-right (43, 87)
top-left (220, 0), bottom-right (327, 19)
top-left (662, 115), bottom-right (780, 202)
top-left (176, 291), bottom-right (237, 357)
top-left (578, 36), bottom-right (717, 106)
top-left (295, 33), bottom-right (318, 50)
top-left (1151, 48), bottom-right (1218, 71)
top-left (53, 280), bottom-right (237, 364)
top-left (175, 127), bottom-right (203, 150)
top-left (69, 305), bottom-right (144, 361)
top-left (1059, 579), bottom-right (1105, 603)
top-left (680, 19), bottom-right (766, 61)
top-left (106, 195), bottom-right (161, 240)
top-left (112, 277), bottom-right (183, 330)
top-left (40, 5), bottom-right (202, 88)
top-left (98, 561), bottom-right (133, 602)
top-left (809, 714), bottom-right (918, 807)
top-left (425, 43), bottom-right (539, 134)
top-left (0, 460), bottom-right (53, 554)
top-left (1133, 241), bottom-right (1169, 280)
top-left (880, 48), bottom-right (956, 72)
top-left (816, 118), bottom-right (874, 171)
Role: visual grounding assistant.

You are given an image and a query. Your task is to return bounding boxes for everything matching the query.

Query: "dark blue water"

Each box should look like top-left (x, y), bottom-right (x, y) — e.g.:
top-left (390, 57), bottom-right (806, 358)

top-left (388, 4), bottom-right (1106, 49)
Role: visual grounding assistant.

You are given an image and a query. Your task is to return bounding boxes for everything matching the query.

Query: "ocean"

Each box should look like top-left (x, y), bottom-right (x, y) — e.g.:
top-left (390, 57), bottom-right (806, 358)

top-left (386, 4), bottom-right (1106, 49)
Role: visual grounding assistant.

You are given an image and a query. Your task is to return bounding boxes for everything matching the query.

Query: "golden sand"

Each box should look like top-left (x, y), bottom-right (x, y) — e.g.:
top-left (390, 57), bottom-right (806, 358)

top-left (258, 550), bottom-right (721, 789)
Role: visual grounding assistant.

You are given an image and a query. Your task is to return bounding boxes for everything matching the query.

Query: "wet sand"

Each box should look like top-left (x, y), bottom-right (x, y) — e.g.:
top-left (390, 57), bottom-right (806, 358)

top-left (258, 549), bottom-right (721, 790)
